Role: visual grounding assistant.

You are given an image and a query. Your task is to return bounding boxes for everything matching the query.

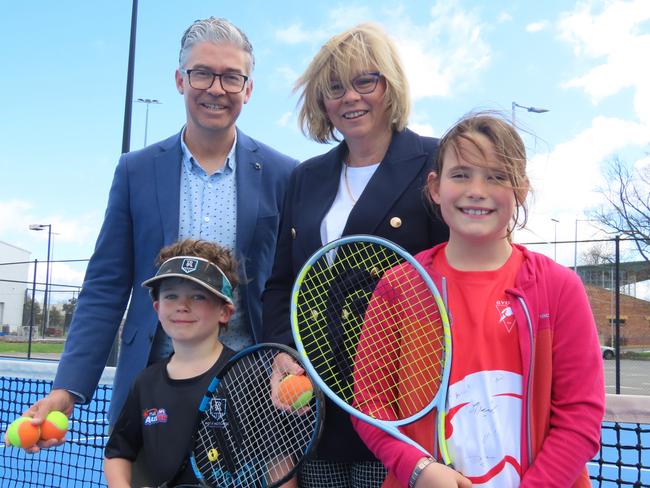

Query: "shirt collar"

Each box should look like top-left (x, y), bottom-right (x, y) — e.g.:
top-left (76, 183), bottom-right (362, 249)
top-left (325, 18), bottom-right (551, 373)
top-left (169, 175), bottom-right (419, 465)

top-left (180, 126), bottom-right (238, 174)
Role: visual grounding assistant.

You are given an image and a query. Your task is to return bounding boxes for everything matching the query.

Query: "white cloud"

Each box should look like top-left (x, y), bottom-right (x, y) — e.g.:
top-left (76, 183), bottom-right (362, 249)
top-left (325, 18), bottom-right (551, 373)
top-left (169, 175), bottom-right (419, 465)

top-left (528, 116), bottom-right (650, 220)
top-left (392, 1), bottom-right (491, 101)
top-left (274, 2), bottom-right (491, 102)
top-left (50, 261), bottom-right (85, 288)
top-left (0, 199), bottom-right (101, 251)
top-left (0, 200), bottom-right (33, 234)
top-left (558, 0), bottom-right (650, 124)
top-left (497, 12), bottom-right (512, 23)
top-left (275, 24), bottom-right (320, 44)
top-left (408, 123), bottom-right (435, 137)
top-left (276, 66), bottom-right (299, 87)
top-left (277, 111), bottom-right (293, 128)
top-left (526, 21), bottom-right (548, 33)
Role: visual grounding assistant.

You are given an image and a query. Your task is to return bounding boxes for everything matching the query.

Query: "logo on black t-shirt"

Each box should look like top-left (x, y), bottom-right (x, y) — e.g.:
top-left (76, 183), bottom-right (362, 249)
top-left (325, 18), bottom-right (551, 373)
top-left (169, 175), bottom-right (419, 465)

top-left (143, 408), bottom-right (168, 426)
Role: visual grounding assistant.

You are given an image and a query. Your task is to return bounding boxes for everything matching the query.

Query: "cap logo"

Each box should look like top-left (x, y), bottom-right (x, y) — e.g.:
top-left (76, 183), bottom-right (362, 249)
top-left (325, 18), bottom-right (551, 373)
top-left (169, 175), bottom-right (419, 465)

top-left (181, 258), bottom-right (199, 274)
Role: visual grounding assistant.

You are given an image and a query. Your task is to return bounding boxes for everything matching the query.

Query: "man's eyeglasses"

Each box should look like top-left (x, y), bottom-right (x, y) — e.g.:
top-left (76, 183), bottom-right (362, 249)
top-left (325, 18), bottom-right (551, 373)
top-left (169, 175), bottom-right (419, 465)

top-left (180, 69), bottom-right (249, 93)
top-left (326, 72), bottom-right (382, 100)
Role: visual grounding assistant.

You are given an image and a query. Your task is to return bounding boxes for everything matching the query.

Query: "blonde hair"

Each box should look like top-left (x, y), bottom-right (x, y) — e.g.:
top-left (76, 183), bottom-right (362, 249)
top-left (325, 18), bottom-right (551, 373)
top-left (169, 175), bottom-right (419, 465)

top-left (427, 112), bottom-right (530, 237)
top-left (295, 23), bottom-right (410, 143)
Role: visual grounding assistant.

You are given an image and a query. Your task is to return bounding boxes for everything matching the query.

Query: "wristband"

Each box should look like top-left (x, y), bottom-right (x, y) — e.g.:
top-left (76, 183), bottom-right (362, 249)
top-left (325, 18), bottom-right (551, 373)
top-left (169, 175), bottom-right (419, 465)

top-left (408, 457), bottom-right (436, 488)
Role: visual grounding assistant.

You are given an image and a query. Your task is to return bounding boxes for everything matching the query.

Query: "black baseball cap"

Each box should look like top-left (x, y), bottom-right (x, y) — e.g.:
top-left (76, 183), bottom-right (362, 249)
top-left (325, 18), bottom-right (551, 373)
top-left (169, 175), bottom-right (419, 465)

top-left (142, 256), bottom-right (233, 304)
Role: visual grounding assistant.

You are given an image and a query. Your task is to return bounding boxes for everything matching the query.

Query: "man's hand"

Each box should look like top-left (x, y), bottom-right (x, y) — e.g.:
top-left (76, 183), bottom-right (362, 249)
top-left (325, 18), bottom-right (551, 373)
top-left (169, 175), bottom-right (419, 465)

top-left (5, 389), bottom-right (76, 453)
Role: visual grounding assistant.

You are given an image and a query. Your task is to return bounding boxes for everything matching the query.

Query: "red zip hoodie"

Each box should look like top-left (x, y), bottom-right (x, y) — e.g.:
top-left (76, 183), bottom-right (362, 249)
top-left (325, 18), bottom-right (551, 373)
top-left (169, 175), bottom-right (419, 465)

top-left (352, 243), bottom-right (605, 487)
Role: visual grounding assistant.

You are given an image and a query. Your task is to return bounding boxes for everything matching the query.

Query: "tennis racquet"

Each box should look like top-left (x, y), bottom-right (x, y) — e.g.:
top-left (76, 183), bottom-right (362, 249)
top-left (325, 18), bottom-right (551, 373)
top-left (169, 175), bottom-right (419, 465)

top-left (162, 343), bottom-right (324, 488)
top-left (290, 235), bottom-right (452, 465)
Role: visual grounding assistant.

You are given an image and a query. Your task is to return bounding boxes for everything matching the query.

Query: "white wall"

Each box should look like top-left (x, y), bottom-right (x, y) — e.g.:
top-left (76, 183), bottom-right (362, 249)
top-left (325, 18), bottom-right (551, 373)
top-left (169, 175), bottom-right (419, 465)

top-left (0, 241), bottom-right (30, 333)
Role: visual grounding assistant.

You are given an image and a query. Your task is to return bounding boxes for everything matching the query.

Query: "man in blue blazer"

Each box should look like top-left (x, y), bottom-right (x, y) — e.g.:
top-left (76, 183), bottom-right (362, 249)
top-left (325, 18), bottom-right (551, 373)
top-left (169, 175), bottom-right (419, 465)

top-left (23, 17), bottom-right (297, 437)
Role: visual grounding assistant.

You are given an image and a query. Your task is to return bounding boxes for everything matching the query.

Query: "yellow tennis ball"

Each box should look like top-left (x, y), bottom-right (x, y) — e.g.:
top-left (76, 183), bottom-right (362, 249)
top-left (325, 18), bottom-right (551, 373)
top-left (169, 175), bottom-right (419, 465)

top-left (6, 417), bottom-right (41, 449)
top-left (278, 374), bottom-right (313, 409)
top-left (40, 411), bottom-right (69, 441)
top-left (208, 448), bottom-right (219, 462)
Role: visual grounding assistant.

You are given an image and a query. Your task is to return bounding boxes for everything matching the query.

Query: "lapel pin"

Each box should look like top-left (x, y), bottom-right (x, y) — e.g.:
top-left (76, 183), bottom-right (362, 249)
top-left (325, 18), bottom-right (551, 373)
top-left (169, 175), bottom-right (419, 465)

top-left (291, 228), bottom-right (297, 239)
top-left (390, 217), bottom-right (402, 228)
top-left (254, 162), bottom-right (262, 170)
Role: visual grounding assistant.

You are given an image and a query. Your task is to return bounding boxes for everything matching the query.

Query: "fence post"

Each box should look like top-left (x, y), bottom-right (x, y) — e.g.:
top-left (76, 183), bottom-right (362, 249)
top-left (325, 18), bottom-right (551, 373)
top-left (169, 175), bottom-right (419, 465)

top-left (614, 235), bottom-right (620, 395)
top-left (27, 259), bottom-right (38, 360)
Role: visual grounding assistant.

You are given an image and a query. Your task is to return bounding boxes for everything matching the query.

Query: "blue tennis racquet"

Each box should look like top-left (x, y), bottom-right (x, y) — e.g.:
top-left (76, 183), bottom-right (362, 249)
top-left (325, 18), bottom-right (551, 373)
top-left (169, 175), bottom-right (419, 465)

top-left (161, 343), bottom-right (324, 487)
top-left (290, 235), bottom-right (452, 465)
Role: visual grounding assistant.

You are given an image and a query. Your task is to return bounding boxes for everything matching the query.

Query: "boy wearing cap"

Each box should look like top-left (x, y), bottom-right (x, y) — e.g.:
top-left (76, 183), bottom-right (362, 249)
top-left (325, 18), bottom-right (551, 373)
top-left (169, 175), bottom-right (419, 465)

top-left (104, 239), bottom-right (239, 487)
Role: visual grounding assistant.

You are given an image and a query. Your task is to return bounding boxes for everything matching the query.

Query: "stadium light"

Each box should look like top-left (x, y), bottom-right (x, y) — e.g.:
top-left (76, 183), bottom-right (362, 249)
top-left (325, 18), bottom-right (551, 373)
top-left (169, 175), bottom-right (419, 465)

top-left (135, 98), bottom-right (161, 147)
top-left (29, 223), bottom-right (52, 336)
top-left (511, 101), bottom-right (549, 125)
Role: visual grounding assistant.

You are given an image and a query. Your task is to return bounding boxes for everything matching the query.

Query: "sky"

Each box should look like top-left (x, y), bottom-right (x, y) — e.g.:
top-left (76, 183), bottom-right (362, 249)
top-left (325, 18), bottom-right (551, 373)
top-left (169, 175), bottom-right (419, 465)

top-left (1, 0), bottom-right (649, 302)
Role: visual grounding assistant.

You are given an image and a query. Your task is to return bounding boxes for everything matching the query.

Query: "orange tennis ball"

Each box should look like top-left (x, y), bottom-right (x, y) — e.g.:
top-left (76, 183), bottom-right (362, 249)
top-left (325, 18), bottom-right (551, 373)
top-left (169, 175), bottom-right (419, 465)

top-left (6, 417), bottom-right (41, 449)
top-left (40, 411), bottom-right (69, 441)
top-left (278, 374), bottom-right (313, 409)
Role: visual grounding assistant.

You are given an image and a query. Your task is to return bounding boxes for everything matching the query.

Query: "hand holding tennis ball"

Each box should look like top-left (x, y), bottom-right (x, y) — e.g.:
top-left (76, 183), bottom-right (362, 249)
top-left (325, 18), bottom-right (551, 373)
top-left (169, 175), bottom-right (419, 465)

top-left (39, 410), bottom-right (69, 441)
top-left (5, 410), bottom-right (69, 449)
top-left (6, 417), bottom-right (41, 449)
top-left (278, 374), bottom-right (313, 410)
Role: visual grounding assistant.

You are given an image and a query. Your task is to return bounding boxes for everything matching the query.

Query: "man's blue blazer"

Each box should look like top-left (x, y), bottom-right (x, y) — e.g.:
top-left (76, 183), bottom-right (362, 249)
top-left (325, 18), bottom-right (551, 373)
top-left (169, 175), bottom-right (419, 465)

top-left (53, 128), bottom-right (297, 422)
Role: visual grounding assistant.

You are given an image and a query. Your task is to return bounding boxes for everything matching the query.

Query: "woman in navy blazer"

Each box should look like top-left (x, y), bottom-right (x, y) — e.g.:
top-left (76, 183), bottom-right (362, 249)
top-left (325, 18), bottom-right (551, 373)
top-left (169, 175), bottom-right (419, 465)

top-left (263, 24), bottom-right (448, 488)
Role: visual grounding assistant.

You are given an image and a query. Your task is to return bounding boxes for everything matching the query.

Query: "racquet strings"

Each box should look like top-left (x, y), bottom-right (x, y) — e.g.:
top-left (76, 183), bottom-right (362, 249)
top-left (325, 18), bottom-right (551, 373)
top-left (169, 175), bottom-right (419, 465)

top-left (192, 347), bottom-right (319, 487)
top-left (295, 240), bottom-right (446, 422)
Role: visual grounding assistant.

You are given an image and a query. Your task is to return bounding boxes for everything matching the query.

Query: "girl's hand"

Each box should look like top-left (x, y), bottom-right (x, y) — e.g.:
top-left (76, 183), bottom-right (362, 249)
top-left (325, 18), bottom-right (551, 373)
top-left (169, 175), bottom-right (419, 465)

top-left (415, 461), bottom-right (472, 488)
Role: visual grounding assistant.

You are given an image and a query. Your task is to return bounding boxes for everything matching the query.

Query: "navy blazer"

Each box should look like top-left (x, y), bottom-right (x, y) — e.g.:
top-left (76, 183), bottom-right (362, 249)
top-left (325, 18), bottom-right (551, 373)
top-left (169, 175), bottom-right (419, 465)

top-left (54, 128), bottom-right (297, 422)
top-left (262, 128), bottom-right (449, 462)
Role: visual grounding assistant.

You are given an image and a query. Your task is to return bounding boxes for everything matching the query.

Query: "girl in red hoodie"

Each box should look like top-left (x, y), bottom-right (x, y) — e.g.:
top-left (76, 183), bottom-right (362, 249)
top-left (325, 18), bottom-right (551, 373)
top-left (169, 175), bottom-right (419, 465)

top-left (353, 112), bottom-right (605, 488)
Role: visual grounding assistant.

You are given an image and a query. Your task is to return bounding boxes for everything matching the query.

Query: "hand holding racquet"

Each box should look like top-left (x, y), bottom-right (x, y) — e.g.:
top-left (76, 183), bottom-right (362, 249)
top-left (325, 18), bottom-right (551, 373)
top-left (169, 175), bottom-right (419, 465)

top-left (291, 235), bottom-right (452, 465)
top-left (161, 343), bottom-right (324, 488)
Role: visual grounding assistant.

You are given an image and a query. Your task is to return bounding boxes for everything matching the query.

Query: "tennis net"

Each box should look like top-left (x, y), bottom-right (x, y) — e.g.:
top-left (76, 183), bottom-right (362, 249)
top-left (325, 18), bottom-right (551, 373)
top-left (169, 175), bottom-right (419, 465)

top-left (1, 359), bottom-right (113, 487)
top-left (1, 360), bottom-right (648, 487)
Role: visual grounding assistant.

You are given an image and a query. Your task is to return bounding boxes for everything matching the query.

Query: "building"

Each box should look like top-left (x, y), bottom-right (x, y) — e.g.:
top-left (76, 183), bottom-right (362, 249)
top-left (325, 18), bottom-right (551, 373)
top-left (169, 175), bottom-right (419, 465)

top-left (0, 241), bottom-right (31, 333)
top-left (577, 261), bottom-right (650, 348)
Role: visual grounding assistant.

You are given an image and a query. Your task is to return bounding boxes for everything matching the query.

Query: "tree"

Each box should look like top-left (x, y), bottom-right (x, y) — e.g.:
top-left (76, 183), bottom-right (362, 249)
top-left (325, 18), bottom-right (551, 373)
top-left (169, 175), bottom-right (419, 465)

top-left (582, 243), bottom-right (614, 265)
top-left (62, 296), bottom-right (77, 333)
top-left (590, 156), bottom-right (650, 261)
top-left (22, 293), bottom-right (43, 329)
top-left (48, 307), bottom-right (64, 329)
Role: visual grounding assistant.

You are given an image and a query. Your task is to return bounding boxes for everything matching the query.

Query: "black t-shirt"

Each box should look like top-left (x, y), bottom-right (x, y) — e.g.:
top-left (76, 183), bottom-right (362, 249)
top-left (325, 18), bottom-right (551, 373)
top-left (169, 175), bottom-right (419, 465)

top-left (105, 346), bottom-right (235, 486)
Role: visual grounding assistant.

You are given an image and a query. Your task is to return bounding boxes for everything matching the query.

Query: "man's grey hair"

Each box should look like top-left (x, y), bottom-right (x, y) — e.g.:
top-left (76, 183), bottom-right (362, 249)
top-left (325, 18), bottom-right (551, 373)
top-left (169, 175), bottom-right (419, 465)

top-left (179, 17), bottom-right (254, 74)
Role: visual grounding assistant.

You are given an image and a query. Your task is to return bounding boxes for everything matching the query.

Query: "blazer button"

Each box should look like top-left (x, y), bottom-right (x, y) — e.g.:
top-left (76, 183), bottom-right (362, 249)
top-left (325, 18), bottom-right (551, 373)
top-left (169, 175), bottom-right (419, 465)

top-left (291, 228), bottom-right (296, 239)
top-left (390, 217), bottom-right (402, 228)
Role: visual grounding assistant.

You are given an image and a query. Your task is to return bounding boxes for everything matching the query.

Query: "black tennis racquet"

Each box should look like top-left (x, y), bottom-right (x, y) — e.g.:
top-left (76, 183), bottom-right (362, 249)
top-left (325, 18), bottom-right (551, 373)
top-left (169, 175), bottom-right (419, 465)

top-left (290, 235), bottom-right (452, 464)
top-left (161, 343), bottom-right (324, 488)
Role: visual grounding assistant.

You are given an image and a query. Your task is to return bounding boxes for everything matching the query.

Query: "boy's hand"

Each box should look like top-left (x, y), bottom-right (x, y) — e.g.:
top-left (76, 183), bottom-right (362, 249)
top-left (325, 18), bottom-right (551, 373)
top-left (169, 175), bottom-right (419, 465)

top-left (415, 460), bottom-right (472, 488)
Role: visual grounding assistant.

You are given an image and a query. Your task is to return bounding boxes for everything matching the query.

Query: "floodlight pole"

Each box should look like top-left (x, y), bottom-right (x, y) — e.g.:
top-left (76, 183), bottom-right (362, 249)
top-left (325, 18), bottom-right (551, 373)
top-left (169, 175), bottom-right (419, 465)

top-left (29, 224), bottom-right (52, 336)
top-left (135, 98), bottom-right (161, 147)
top-left (121, 0), bottom-right (138, 154)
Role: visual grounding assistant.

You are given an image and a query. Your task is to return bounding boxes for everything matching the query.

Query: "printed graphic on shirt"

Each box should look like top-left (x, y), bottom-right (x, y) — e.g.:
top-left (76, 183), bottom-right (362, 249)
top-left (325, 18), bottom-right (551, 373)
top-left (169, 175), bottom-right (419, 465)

top-left (495, 300), bottom-right (515, 333)
top-left (143, 408), bottom-right (168, 426)
top-left (206, 397), bottom-right (228, 428)
top-left (447, 370), bottom-right (522, 487)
